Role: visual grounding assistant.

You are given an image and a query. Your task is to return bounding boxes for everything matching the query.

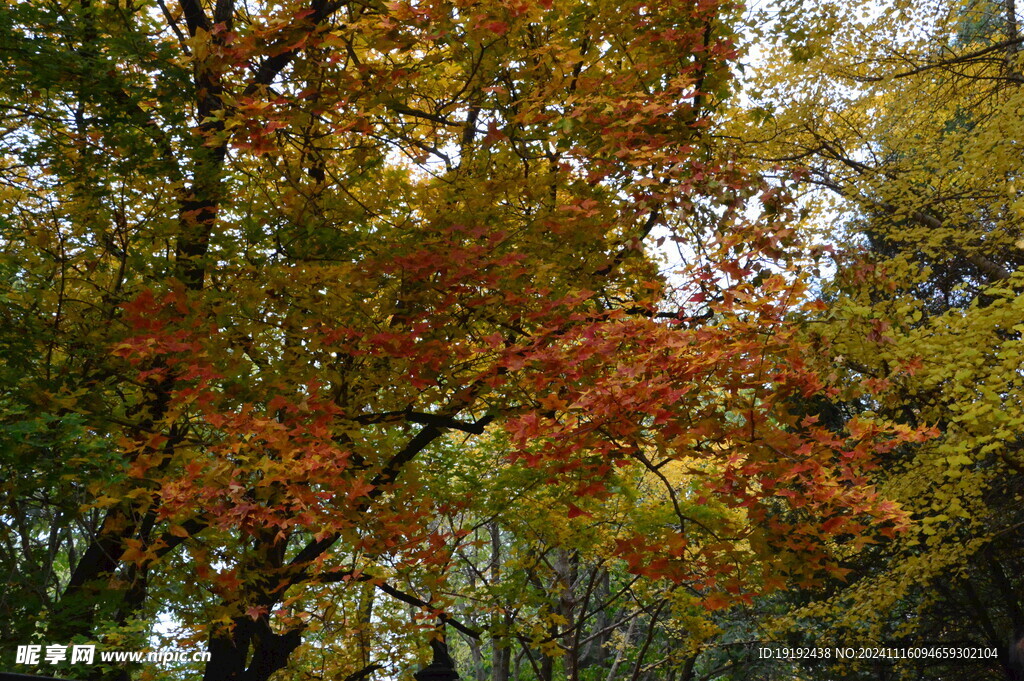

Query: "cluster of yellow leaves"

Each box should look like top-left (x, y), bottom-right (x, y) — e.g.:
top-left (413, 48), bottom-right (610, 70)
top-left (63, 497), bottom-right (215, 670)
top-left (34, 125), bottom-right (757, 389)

top-left (727, 0), bottom-right (1024, 666)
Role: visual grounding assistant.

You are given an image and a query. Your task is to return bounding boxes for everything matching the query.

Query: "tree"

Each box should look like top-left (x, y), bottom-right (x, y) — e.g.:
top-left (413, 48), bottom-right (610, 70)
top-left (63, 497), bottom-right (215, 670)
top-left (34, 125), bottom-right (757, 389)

top-left (725, 0), bottom-right (1024, 678)
top-left (0, 0), bottom-right (919, 679)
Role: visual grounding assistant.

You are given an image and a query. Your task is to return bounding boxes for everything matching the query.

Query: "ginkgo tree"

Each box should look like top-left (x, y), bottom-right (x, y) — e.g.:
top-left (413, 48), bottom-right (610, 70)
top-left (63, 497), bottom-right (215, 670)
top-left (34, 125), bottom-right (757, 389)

top-left (0, 0), bottom-right (923, 679)
top-left (724, 0), bottom-right (1024, 678)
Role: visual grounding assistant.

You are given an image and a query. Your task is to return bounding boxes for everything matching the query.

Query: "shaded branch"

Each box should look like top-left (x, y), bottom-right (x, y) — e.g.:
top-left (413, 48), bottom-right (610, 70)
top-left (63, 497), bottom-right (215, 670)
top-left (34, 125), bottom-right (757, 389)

top-left (342, 664), bottom-right (383, 681)
top-left (179, 0), bottom-right (211, 35)
top-left (317, 568), bottom-right (482, 639)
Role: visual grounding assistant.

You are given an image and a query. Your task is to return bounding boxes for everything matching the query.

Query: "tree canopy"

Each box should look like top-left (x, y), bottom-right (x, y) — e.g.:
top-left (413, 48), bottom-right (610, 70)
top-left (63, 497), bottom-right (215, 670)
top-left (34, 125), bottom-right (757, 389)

top-left (2, 0), bottom-right (1018, 680)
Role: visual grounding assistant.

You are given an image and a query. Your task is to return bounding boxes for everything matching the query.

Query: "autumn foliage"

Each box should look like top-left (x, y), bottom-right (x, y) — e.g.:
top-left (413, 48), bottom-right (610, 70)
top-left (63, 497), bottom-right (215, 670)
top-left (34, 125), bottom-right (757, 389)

top-left (0, 0), bottom-right (943, 679)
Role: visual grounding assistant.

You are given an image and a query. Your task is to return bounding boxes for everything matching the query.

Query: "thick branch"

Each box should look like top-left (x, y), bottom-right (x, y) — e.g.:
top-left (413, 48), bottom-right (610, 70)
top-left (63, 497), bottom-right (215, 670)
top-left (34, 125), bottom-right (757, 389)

top-left (243, 0), bottom-right (345, 96)
top-left (179, 0), bottom-right (211, 35)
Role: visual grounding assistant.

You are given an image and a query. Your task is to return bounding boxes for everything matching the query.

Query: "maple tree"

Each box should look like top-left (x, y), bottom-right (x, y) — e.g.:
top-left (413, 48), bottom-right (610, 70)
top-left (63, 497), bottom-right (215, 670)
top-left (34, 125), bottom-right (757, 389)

top-left (723, 0), bottom-right (1024, 678)
top-left (0, 0), bottom-right (924, 679)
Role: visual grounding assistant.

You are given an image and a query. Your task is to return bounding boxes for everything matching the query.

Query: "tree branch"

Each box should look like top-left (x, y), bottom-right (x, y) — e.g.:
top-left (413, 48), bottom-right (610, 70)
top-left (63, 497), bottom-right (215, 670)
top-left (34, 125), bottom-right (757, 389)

top-left (852, 38), bottom-right (1024, 82)
top-left (179, 0), bottom-right (211, 35)
top-left (316, 568), bottom-right (482, 639)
